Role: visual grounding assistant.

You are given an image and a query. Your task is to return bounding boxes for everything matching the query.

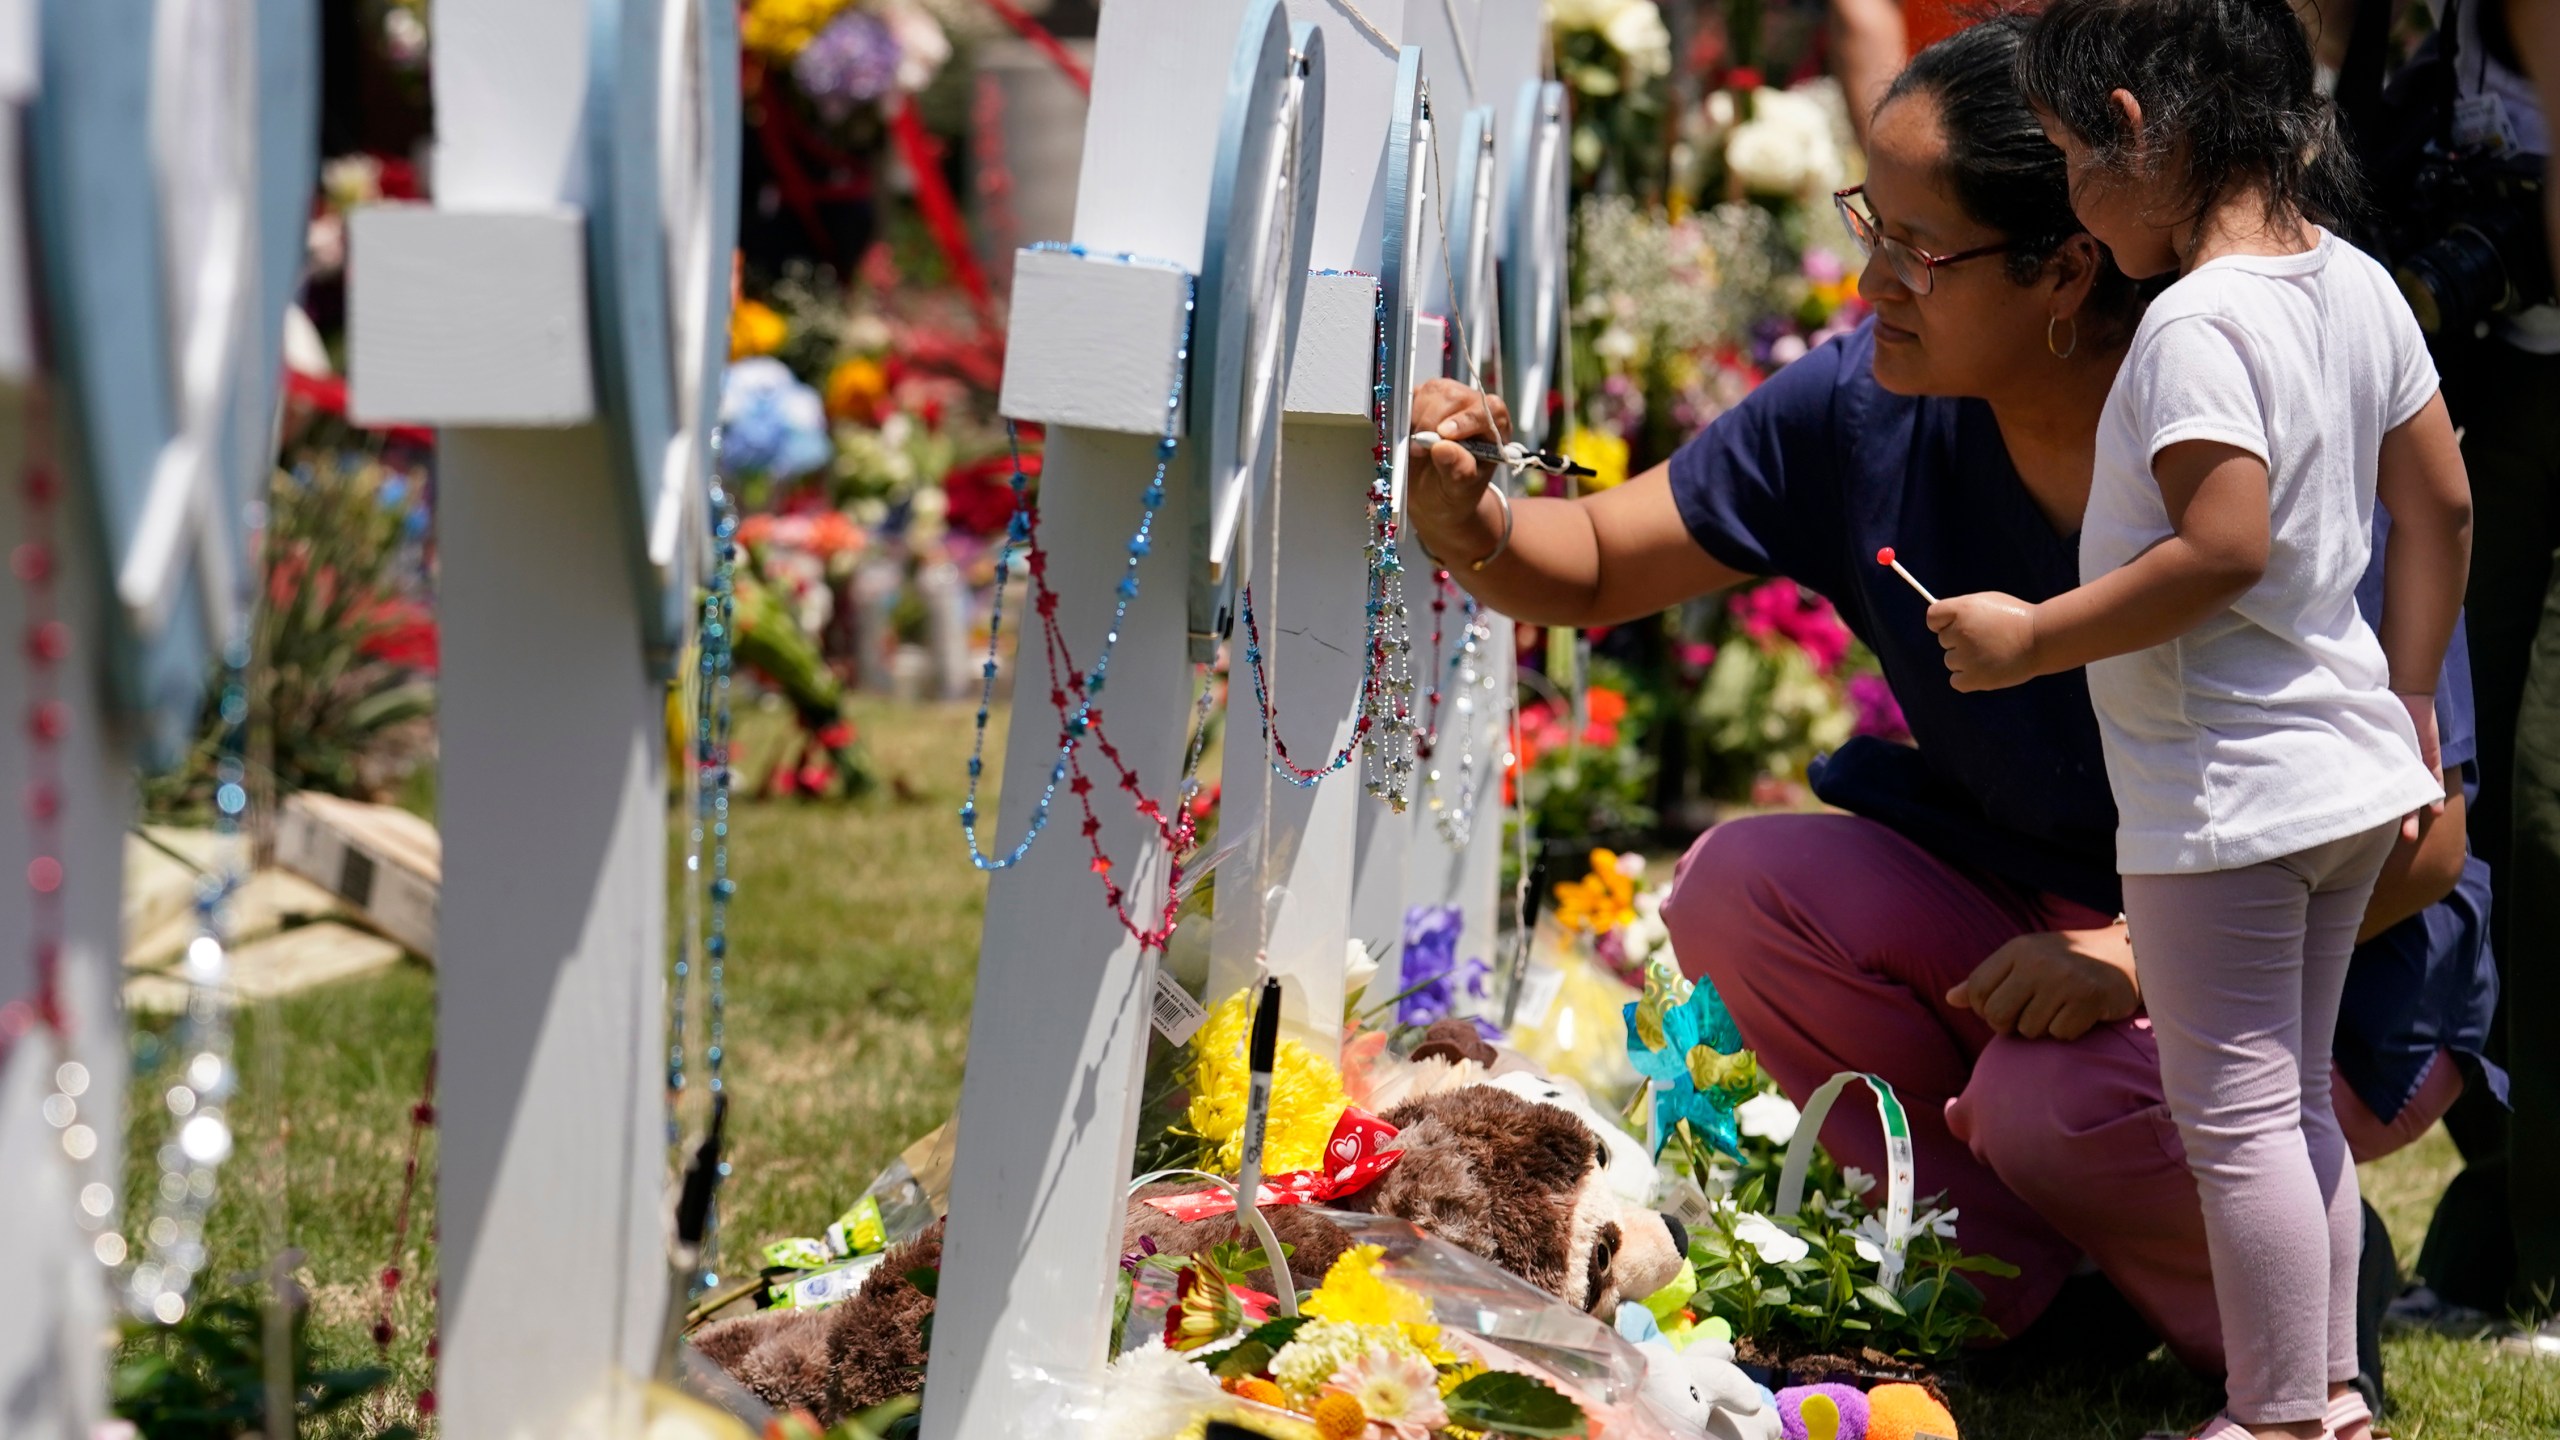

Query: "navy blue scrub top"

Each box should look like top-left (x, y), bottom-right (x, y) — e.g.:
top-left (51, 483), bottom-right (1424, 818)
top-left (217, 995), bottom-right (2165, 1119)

top-left (1667, 318), bottom-right (2502, 1122)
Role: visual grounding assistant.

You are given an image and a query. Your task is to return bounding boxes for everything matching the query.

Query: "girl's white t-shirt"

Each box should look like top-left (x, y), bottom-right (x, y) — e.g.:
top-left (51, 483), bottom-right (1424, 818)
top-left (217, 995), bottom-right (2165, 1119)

top-left (2081, 228), bottom-right (2446, 874)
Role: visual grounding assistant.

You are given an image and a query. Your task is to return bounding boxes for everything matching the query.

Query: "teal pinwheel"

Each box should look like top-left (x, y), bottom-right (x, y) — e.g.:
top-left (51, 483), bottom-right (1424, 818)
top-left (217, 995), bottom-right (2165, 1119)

top-left (1624, 971), bottom-right (1756, 1160)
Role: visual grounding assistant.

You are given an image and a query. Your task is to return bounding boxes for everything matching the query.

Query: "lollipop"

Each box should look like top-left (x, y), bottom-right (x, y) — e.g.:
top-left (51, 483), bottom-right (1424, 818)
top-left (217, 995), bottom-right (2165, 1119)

top-left (1875, 547), bottom-right (1939, 605)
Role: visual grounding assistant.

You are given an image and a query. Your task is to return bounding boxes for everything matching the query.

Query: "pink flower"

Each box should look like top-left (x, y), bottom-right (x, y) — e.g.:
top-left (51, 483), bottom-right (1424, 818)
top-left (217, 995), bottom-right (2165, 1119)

top-left (1729, 582), bottom-right (1854, 675)
top-left (1324, 1348), bottom-right (1448, 1439)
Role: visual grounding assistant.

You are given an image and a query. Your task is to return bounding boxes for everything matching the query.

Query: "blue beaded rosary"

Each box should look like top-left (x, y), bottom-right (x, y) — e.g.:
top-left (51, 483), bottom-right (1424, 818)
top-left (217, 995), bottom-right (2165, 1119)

top-left (959, 243), bottom-right (1195, 873)
top-left (1235, 279), bottom-right (1417, 810)
top-left (671, 474), bottom-right (741, 1291)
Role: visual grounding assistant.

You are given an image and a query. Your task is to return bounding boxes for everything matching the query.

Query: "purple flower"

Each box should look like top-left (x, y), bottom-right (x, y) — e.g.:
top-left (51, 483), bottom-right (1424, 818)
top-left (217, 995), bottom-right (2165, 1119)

top-left (1849, 673), bottom-right (1910, 742)
top-left (1397, 904), bottom-right (1487, 1027)
top-left (794, 10), bottom-right (902, 120)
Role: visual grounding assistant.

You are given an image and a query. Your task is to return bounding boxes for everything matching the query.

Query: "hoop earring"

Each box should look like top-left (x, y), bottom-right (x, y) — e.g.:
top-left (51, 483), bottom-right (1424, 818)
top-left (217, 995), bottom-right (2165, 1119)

top-left (2047, 314), bottom-right (2079, 360)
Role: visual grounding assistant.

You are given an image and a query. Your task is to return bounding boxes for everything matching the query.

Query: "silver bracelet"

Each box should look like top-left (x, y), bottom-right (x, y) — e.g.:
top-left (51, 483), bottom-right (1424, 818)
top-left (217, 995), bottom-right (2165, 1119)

top-left (1468, 483), bottom-right (1514, 573)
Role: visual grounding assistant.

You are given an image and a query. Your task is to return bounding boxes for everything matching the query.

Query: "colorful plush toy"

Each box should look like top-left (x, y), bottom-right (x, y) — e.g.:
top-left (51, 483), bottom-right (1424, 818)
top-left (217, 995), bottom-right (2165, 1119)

top-left (1775, 1383), bottom-right (1870, 1440)
top-left (1864, 1382), bottom-right (1959, 1440)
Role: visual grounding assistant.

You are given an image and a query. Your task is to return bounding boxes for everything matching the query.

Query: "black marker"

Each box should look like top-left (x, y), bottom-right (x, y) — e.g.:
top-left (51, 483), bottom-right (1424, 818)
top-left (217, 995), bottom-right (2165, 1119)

top-left (1235, 977), bottom-right (1283, 1217)
top-left (1406, 428), bottom-right (1597, 478)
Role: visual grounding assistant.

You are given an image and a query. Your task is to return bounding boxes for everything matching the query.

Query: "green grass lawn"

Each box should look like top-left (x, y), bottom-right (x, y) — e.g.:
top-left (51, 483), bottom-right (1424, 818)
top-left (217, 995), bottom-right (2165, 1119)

top-left (146, 699), bottom-right (2559, 1437)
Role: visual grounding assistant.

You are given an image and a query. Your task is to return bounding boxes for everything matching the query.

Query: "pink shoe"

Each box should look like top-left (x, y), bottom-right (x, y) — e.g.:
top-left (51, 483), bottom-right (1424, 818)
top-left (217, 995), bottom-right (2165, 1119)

top-left (2169, 1415), bottom-right (2338, 1440)
top-left (2326, 1391), bottom-right (2375, 1440)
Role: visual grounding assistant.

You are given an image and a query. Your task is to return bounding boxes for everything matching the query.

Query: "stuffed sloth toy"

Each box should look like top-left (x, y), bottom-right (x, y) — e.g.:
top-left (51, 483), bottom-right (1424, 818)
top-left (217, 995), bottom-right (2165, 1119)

top-left (695, 1078), bottom-right (1691, 1426)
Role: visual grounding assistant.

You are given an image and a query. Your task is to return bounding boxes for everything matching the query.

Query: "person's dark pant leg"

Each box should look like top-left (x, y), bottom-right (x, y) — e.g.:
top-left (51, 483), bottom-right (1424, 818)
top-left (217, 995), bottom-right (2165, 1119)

top-left (2511, 525), bottom-right (2560, 1313)
top-left (2428, 342), bottom-right (2560, 1312)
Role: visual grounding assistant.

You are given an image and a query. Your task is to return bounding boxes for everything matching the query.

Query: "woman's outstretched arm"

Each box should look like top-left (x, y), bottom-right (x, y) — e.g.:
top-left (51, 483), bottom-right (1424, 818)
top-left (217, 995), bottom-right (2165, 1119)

top-left (1406, 379), bottom-right (1747, 627)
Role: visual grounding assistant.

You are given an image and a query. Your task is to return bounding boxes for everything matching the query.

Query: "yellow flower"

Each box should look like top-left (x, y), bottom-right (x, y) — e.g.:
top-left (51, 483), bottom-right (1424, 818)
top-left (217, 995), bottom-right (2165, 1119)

top-left (1304, 1246), bottom-right (1451, 1362)
top-left (1309, 1392), bottom-right (1367, 1440)
top-left (741, 0), bottom-right (859, 58)
top-left (730, 299), bottom-right (788, 359)
top-left (1552, 848), bottom-right (1638, 936)
top-left (1185, 991), bottom-right (1349, 1174)
top-left (1562, 424), bottom-right (1631, 492)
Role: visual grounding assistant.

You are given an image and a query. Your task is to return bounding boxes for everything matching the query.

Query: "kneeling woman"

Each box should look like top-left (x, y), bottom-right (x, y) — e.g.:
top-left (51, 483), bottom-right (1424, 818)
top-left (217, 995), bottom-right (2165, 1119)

top-left (1408, 14), bottom-right (2496, 1379)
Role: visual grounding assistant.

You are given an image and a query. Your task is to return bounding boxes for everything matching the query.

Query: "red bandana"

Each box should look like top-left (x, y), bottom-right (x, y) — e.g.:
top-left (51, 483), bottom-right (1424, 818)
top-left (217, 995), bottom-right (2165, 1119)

top-left (1143, 1108), bottom-right (1403, 1222)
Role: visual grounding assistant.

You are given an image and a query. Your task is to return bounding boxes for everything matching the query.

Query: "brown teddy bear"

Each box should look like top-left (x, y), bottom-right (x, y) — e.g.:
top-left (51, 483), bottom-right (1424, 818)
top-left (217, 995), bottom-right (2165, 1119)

top-left (693, 1080), bottom-right (1688, 1426)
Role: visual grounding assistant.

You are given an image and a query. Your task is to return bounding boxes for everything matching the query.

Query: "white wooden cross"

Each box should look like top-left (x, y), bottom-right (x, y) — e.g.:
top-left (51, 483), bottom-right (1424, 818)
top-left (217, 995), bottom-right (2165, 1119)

top-left (1205, 0), bottom-right (1422, 1060)
top-left (349, 0), bottom-right (736, 1433)
top-left (0, 0), bottom-right (314, 1433)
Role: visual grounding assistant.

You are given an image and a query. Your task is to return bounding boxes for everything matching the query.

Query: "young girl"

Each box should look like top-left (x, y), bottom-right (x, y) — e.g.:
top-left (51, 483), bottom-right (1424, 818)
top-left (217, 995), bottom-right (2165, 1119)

top-left (1928, 2), bottom-right (2474, 1437)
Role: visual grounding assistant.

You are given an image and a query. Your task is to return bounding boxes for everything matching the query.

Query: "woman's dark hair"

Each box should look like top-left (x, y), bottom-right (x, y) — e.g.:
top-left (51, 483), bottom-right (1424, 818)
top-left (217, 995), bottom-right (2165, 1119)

top-left (2015, 0), bottom-right (2363, 235)
top-left (1879, 13), bottom-right (2142, 334)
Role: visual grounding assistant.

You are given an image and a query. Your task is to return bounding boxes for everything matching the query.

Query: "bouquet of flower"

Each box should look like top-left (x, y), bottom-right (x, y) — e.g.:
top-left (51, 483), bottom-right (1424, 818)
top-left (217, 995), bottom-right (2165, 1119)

top-left (1687, 581), bottom-right (1903, 808)
top-left (1548, 0), bottom-right (1675, 204)
top-left (1106, 1241), bottom-right (1630, 1440)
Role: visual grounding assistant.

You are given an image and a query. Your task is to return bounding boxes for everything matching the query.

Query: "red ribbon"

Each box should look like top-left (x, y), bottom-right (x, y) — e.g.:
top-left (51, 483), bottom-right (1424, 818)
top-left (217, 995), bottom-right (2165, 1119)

top-left (890, 95), bottom-right (996, 332)
top-left (1144, 1108), bottom-right (1402, 1222)
top-left (976, 0), bottom-right (1091, 96)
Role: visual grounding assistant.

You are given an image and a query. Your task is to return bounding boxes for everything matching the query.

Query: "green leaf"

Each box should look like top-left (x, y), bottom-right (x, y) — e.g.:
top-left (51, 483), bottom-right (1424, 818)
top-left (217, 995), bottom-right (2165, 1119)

top-left (1443, 1371), bottom-right (1590, 1438)
top-left (1946, 1252), bottom-right (2023, 1278)
top-left (1856, 1283), bottom-right (1908, 1317)
top-left (1939, 1272), bottom-right (1988, 1313)
top-left (903, 1267), bottom-right (940, 1299)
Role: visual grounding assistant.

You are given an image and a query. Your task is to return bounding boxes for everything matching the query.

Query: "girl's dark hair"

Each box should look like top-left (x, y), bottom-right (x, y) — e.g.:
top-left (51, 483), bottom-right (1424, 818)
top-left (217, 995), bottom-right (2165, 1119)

top-left (1880, 13), bottom-right (2142, 334)
top-left (2015, 0), bottom-right (2364, 235)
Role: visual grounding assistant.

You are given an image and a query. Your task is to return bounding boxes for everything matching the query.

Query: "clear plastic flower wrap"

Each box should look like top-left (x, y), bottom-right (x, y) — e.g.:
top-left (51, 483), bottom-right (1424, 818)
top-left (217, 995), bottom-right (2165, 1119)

top-left (1307, 1211), bottom-right (1662, 1417)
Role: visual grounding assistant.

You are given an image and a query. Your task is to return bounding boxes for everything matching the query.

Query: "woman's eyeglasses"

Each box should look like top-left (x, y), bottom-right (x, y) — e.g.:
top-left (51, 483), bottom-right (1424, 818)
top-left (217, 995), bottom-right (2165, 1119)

top-left (1833, 185), bottom-right (2022, 296)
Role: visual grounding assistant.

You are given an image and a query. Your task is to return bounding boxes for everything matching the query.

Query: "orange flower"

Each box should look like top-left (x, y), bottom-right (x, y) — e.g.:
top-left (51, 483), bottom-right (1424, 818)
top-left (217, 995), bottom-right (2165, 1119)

top-left (824, 357), bottom-right (888, 421)
top-left (1228, 1376), bottom-right (1289, 1408)
top-left (729, 299), bottom-right (787, 359)
top-left (1310, 1392), bottom-right (1367, 1440)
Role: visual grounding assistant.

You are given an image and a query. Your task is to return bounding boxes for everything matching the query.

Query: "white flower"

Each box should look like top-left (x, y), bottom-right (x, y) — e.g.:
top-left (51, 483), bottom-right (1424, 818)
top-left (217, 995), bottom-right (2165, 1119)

top-left (1917, 1207), bottom-right (1959, 1241)
top-left (1732, 1212), bottom-right (1810, 1266)
top-left (1734, 1091), bottom-right (1801, 1146)
top-left (1724, 88), bottom-right (1846, 202)
top-left (876, 0), bottom-right (952, 94)
top-left (1096, 1339), bottom-right (1228, 1440)
top-left (1618, 853), bottom-right (1649, 880)
top-left (1850, 1213), bottom-right (1893, 1265)
top-left (1344, 941), bottom-right (1379, 1002)
top-left (1601, 1), bottom-right (1673, 75)
top-left (1839, 1167), bottom-right (1877, 1200)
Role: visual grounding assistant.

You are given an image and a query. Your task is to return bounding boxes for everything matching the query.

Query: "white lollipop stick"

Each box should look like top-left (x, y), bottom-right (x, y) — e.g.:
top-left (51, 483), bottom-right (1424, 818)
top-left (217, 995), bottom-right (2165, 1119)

top-left (1875, 547), bottom-right (1939, 605)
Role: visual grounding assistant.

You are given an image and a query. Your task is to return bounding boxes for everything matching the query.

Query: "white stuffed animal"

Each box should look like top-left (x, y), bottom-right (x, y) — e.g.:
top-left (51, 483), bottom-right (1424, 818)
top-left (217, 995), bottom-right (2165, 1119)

top-left (1635, 1332), bottom-right (1782, 1440)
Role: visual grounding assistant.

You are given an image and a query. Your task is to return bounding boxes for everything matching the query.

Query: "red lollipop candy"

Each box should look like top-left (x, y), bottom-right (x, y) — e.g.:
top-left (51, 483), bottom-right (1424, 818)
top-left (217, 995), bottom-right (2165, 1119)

top-left (1876, 546), bottom-right (1938, 604)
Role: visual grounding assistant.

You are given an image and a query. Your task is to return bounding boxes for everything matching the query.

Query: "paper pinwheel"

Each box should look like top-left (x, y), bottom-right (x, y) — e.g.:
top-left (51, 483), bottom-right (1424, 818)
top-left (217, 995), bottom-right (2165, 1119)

top-left (1624, 970), bottom-right (1757, 1160)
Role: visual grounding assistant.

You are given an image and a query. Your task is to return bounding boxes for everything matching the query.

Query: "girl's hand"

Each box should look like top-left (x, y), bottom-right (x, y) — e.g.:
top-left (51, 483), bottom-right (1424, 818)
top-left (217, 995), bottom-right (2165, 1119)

top-left (2397, 690), bottom-right (2445, 841)
top-left (1927, 591), bottom-right (2042, 691)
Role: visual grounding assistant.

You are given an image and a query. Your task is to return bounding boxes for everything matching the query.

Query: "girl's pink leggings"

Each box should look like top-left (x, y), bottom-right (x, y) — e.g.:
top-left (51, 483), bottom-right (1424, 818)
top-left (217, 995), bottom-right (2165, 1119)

top-left (2123, 823), bottom-right (2398, 1425)
top-left (1664, 814), bottom-right (2456, 1407)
